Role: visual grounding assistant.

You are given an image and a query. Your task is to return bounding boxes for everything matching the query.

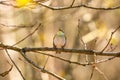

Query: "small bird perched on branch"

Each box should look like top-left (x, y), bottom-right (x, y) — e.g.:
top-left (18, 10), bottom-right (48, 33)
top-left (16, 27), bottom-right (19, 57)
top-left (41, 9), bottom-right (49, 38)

top-left (53, 29), bottom-right (66, 53)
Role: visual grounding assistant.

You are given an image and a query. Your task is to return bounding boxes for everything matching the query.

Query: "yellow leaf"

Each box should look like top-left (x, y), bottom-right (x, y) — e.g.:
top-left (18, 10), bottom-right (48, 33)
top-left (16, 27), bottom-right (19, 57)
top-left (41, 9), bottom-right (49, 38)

top-left (16, 0), bottom-right (33, 7)
top-left (110, 37), bottom-right (118, 45)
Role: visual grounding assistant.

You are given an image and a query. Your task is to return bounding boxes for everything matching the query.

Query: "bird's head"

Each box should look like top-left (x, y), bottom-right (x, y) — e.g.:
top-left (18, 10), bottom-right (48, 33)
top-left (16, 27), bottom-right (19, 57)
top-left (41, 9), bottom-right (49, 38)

top-left (57, 29), bottom-right (64, 36)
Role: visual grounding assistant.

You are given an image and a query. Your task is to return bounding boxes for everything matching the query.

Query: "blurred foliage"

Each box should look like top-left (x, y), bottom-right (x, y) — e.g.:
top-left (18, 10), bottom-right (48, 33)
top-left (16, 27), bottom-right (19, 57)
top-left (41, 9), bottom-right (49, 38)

top-left (0, 0), bottom-right (120, 80)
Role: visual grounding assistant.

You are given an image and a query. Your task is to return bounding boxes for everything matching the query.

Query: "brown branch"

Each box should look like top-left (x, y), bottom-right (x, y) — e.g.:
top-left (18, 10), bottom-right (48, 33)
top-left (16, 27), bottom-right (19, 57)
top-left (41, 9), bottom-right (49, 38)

top-left (78, 19), bottom-right (89, 62)
top-left (70, 0), bottom-right (76, 7)
top-left (22, 47), bottom-right (120, 57)
top-left (0, 42), bottom-right (120, 57)
top-left (37, 2), bottom-right (120, 10)
top-left (95, 67), bottom-right (109, 80)
top-left (89, 53), bottom-right (109, 80)
top-left (101, 26), bottom-right (120, 52)
top-left (43, 56), bottom-right (49, 69)
top-left (0, 65), bottom-right (13, 77)
top-left (5, 49), bottom-right (25, 80)
top-left (1, 1), bottom-right (120, 10)
top-left (96, 56), bottom-right (116, 64)
top-left (0, 23), bottom-right (35, 28)
top-left (89, 67), bottom-right (95, 80)
top-left (0, 42), bottom-right (118, 65)
top-left (0, 42), bottom-right (20, 52)
top-left (34, 51), bottom-right (89, 66)
top-left (78, 19), bottom-right (87, 49)
top-left (0, 1), bottom-right (15, 7)
top-left (20, 50), bottom-right (66, 80)
top-left (0, 42), bottom-right (118, 79)
top-left (12, 23), bottom-right (41, 46)
top-left (90, 66), bottom-right (109, 80)
top-left (36, 51), bottom-right (116, 66)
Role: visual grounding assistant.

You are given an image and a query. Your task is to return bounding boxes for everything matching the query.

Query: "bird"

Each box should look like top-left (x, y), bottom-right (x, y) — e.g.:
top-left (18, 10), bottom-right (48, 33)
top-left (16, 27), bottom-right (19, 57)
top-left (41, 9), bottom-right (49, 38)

top-left (53, 29), bottom-right (66, 53)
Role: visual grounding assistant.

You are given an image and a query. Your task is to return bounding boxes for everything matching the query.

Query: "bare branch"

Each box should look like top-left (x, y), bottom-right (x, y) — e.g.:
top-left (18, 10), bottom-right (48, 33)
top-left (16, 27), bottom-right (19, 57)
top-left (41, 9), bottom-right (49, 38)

top-left (70, 0), bottom-right (76, 7)
top-left (95, 56), bottom-right (116, 64)
top-left (0, 65), bottom-right (13, 77)
top-left (101, 26), bottom-right (120, 52)
top-left (0, 23), bottom-right (35, 28)
top-left (34, 51), bottom-right (88, 66)
top-left (37, 2), bottom-right (120, 10)
top-left (78, 19), bottom-right (88, 62)
top-left (1, 1), bottom-right (120, 10)
top-left (89, 53), bottom-right (109, 80)
top-left (78, 19), bottom-right (87, 49)
top-left (0, 42), bottom-right (118, 79)
top-left (12, 23), bottom-right (41, 46)
top-left (0, 1), bottom-right (16, 7)
top-left (20, 50), bottom-right (66, 80)
top-left (5, 49), bottom-right (25, 80)
top-left (95, 67), bottom-right (109, 80)
top-left (0, 42), bottom-right (20, 51)
top-left (22, 47), bottom-right (120, 57)
top-left (89, 53), bottom-right (96, 80)
top-left (89, 67), bottom-right (95, 80)
top-left (1, 42), bottom-right (120, 57)
top-left (43, 56), bottom-right (49, 69)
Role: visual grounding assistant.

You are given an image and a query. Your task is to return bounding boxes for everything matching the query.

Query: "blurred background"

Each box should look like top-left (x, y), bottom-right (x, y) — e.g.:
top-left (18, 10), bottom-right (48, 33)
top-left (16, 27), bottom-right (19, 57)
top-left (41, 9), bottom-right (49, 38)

top-left (0, 0), bottom-right (120, 80)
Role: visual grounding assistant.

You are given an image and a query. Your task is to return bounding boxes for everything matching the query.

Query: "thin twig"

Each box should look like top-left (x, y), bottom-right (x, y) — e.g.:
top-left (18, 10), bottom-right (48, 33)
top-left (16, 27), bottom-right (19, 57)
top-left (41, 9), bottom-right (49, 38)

top-left (89, 66), bottom-right (95, 80)
top-left (33, 51), bottom-right (118, 66)
top-left (96, 50), bottom-right (120, 64)
top-left (101, 26), bottom-right (120, 52)
top-left (0, 23), bottom-right (35, 28)
top-left (89, 53), bottom-right (96, 80)
top-left (1, 1), bottom-right (120, 10)
top-left (106, 44), bottom-right (118, 52)
top-left (96, 56), bottom-right (116, 64)
top-left (90, 66), bottom-right (109, 80)
top-left (5, 49), bottom-right (25, 80)
top-left (89, 53), bottom-right (109, 80)
top-left (0, 65), bottom-right (13, 77)
top-left (78, 19), bottom-right (87, 49)
top-left (10, 44), bottom-right (120, 65)
top-left (20, 50), bottom-right (66, 80)
top-left (95, 67), bottom-right (109, 80)
top-left (34, 51), bottom-right (88, 66)
top-left (37, 2), bottom-right (120, 10)
top-left (78, 19), bottom-right (88, 62)
top-left (12, 23), bottom-right (41, 46)
top-left (0, 1), bottom-right (16, 7)
top-left (109, 44), bottom-right (118, 52)
top-left (70, 0), bottom-right (76, 7)
top-left (43, 56), bottom-right (49, 69)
